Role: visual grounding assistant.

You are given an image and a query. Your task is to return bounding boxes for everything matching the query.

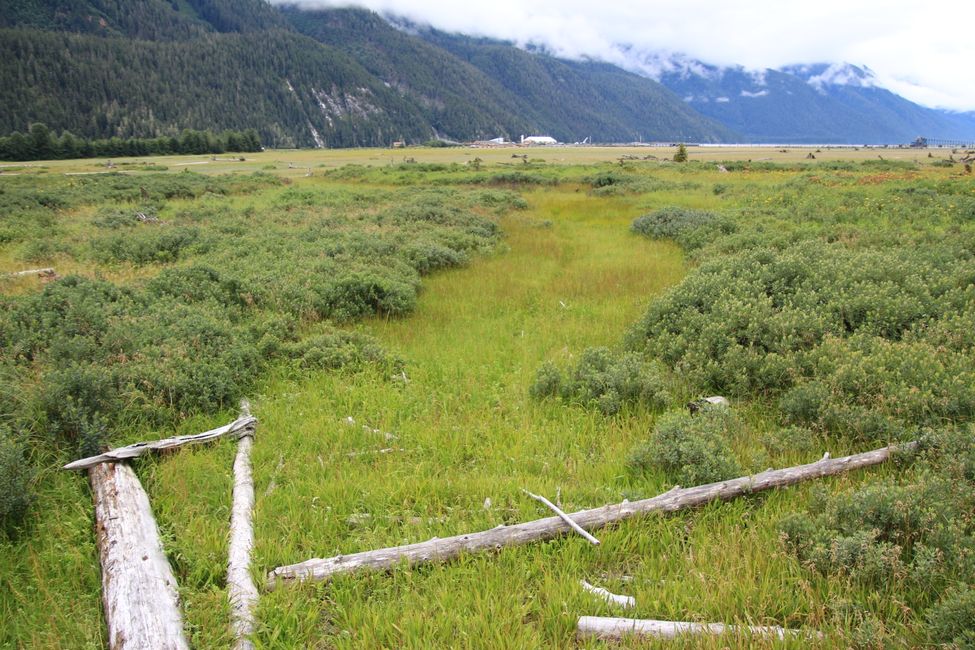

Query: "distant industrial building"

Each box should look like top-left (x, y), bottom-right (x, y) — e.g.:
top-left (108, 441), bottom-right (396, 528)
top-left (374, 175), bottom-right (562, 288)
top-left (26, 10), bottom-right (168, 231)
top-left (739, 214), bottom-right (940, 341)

top-left (521, 135), bottom-right (558, 145)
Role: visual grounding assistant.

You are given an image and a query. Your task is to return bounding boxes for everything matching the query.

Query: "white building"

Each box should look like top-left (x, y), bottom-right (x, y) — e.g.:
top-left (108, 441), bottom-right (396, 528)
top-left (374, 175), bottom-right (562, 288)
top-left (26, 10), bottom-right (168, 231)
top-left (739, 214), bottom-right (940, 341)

top-left (521, 135), bottom-right (558, 145)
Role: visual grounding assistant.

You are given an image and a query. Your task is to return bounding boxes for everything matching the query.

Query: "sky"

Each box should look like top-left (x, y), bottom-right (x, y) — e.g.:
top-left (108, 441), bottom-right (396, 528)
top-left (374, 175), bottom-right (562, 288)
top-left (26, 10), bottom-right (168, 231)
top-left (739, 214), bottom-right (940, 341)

top-left (274, 0), bottom-right (975, 112)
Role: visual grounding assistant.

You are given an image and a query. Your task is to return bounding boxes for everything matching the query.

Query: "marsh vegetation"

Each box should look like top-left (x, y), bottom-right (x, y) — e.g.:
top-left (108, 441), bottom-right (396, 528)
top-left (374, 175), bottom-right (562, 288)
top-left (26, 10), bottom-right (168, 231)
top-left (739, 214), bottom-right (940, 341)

top-left (1, 149), bottom-right (973, 647)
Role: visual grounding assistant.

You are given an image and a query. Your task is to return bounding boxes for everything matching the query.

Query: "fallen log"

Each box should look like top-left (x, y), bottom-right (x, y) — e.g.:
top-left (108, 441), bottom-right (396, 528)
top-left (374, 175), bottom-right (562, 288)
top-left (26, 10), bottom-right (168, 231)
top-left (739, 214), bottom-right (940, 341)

top-left (228, 401), bottom-right (258, 650)
top-left (267, 441), bottom-right (916, 588)
top-left (64, 415), bottom-right (257, 470)
top-left (576, 616), bottom-right (818, 641)
top-left (90, 462), bottom-right (189, 649)
top-left (6, 267), bottom-right (55, 278)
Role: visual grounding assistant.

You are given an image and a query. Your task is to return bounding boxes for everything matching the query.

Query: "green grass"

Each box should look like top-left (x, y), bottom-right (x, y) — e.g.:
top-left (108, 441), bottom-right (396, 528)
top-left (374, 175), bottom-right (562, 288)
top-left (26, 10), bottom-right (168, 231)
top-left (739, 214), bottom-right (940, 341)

top-left (2, 152), bottom-right (972, 648)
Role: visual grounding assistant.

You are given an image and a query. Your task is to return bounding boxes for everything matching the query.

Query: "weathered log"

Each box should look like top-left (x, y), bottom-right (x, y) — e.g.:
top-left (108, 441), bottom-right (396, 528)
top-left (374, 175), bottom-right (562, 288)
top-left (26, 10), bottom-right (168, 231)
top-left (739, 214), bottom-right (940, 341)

top-left (64, 415), bottom-right (257, 470)
top-left (580, 581), bottom-right (635, 609)
top-left (267, 441), bottom-right (915, 588)
top-left (228, 401), bottom-right (258, 650)
top-left (90, 462), bottom-right (189, 650)
top-left (576, 616), bottom-right (818, 641)
top-left (6, 267), bottom-right (55, 277)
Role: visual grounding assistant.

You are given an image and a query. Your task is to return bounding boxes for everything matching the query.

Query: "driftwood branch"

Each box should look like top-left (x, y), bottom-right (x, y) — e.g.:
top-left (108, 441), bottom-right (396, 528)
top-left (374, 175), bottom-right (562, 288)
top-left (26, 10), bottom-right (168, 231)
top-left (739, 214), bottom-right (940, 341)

top-left (580, 581), bottom-right (635, 609)
top-left (228, 400), bottom-right (258, 650)
top-left (6, 267), bottom-right (55, 278)
top-left (90, 462), bottom-right (189, 649)
top-left (523, 489), bottom-right (600, 545)
top-left (268, 441), bottom-right (916, 588)
top-left (64, 415), bottom-right (257, 470)
top-left (576, 616), bottom-right (819, 641)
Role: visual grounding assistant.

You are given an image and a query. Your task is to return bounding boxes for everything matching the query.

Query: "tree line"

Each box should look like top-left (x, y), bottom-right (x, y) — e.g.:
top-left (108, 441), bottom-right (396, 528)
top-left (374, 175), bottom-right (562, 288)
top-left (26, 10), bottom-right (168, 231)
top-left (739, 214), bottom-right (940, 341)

top-left (0, 123), bottom-right (262, 161)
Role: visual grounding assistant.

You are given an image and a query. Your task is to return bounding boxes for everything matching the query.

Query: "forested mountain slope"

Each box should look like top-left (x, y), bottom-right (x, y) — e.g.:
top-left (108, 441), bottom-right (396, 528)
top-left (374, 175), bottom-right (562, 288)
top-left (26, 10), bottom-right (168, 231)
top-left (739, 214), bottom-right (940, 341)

top-left (0, 0), bottom-right (732, 146)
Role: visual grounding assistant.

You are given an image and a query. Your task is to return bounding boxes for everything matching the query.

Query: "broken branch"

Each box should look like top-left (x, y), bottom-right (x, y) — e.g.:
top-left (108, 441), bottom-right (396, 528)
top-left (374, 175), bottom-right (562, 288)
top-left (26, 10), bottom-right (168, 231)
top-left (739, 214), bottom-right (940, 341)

top-left (523, 489), bottom-right (600, 545)
top-left (64, 415), bottom-right (257, 470)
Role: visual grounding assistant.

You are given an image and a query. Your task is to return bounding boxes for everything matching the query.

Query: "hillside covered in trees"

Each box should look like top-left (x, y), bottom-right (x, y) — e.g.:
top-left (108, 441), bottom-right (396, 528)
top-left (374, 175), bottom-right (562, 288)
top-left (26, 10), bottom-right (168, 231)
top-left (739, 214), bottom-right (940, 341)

top-left (0, 0), bottom-right (732, 148)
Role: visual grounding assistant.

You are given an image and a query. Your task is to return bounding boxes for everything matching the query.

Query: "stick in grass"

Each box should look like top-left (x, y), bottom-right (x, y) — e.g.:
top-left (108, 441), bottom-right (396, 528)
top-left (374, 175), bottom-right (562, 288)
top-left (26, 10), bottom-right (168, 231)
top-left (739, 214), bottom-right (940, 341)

top-left (522, 489), bottom-right (600, 546)
top-left (580, 581), bottom-right (635, 609)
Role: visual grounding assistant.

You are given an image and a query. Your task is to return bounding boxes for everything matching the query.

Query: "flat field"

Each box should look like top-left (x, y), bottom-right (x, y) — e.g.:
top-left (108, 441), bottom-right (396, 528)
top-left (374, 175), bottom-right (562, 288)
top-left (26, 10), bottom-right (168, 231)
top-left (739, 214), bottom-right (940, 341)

top-left (1, 149), bottom-right (973, 648)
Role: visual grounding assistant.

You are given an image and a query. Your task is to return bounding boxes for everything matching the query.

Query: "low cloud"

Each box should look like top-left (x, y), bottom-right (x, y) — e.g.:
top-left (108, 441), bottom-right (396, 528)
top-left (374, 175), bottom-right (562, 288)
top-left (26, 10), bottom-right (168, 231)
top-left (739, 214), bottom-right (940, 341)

top-left (274, 0), bottom-right (975, 111)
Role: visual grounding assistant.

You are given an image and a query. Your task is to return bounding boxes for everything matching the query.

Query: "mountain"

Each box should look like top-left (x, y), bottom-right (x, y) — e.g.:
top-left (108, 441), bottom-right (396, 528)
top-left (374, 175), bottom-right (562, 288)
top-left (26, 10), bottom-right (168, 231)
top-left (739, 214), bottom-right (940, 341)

top-left (1, 0), bottom-right (971, 147)
top-left (629, 54), bottom-right (975, 144)
top-left (0, 1), bottom-right (730, 147)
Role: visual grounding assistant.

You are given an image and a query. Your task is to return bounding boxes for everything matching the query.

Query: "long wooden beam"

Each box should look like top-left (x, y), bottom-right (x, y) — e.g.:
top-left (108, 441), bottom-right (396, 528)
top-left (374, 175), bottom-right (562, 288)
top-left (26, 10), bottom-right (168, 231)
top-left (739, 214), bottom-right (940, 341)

top-left (268, 441), bottom-right (916, 588)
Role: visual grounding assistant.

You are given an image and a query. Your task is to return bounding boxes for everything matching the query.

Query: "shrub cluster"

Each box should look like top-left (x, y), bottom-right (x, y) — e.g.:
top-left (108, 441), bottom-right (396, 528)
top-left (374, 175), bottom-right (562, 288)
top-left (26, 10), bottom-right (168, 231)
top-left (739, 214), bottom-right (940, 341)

top-left (0, 273), bottom-right (399, 449)
top-left (530, 348), bottom-right (671, 415)
top-left (631, 206), bottom-right (734, 250)
top-left (778, 428), bottom-right (975, 644)
top-left (628, 408), bottom-right (743, 485)
top-left (629, 240), bottom-right (975, 441)
top-left (0, 428), bottom-right (34, 536)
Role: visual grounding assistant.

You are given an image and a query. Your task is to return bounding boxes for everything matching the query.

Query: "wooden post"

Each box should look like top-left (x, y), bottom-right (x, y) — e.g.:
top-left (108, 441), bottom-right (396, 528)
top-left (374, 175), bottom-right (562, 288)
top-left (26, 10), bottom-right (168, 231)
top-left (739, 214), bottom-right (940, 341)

top-left (267, 441), bottom-right (916, 588)
top-left (228, 400), bottom-right (258, 650)
top-left (90, 462), bottom-right (189, 650)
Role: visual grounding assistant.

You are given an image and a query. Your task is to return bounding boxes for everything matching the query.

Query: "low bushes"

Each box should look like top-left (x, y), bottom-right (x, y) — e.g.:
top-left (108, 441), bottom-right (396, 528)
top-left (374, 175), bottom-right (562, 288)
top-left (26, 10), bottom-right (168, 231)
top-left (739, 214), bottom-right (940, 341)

top-left (530, 347), bottom-right (671, 415)
top-left (0, 428), bottom-right (33, 537)
top-left (631, 206), bottom-right (734, 250)
top-left (629, 408), bottom-right (742, 485)
top-left (778, 428), bottom-right (975, 643)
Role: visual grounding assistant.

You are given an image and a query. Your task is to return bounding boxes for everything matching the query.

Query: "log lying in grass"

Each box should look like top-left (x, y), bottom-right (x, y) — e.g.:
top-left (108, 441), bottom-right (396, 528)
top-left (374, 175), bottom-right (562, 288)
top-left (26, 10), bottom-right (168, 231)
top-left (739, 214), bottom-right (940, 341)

top-left (576, 616), bottom-right (819, 641)
top-left (64, 415), bottom-right (257, 470)
top-left (6, 267), bottom-right (55, 278)
top-left (228, 401), bottom-right (258, 650)
top-left (90, 462), bottom-right (189, 650)
top-left (267, 441), bottom-right (916, 588)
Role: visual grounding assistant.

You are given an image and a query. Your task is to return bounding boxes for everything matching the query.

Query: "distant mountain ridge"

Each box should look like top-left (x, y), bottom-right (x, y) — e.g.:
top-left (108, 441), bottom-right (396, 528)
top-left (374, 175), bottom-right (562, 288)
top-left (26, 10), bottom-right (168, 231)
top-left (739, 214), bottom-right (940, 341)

top-left (621, 51), bottom-right (975, 144)
top-left (0, 0), bottom-right (972, 146)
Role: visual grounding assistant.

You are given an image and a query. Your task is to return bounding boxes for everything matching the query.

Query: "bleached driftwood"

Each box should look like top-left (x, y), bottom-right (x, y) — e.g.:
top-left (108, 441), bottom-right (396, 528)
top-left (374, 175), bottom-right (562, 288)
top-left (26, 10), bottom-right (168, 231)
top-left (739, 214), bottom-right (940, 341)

top-left (228, 400), bottom-right (258, 650)
top-left (267, 441), bottom-right (916, 588)
top-left (64, 415), bottom-right (257, 470)
top-left (580, 581), bottom-right (635, 609)
top-left (6, 267), bottom-right (55, 278)
top-left (90, 462), bottom-right (189, 650)
top-left (576, 616), bottom-right (820, 641)
top-left (523, 489), bottom-right (600, 546)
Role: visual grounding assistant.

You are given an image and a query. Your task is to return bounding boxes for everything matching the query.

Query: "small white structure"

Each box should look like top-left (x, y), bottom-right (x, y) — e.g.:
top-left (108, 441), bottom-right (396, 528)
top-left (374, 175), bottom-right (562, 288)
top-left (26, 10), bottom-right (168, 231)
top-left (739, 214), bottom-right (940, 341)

top-left (488, 137), bottom-right (506, 144)
top-left (521, 135), bottom-right (558, 145)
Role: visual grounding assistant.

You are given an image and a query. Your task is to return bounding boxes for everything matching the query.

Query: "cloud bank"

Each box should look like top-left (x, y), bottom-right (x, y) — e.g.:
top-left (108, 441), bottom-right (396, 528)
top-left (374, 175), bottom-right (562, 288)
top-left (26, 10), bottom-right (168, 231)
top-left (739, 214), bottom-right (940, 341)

top-left (274, 0), bottom-right (975, 111)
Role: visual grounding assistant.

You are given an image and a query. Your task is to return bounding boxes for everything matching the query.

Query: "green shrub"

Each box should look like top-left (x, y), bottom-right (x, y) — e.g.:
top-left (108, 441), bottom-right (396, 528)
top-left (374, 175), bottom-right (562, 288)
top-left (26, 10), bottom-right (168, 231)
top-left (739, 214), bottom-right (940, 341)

top-left (530, 348), bottom-right (671, 415)
top-left (779, 429), bottom-right (975, 596)
top-left (926, 586), bottom-right (975, 646)
top-left (629, 409), bottom-right (743, 485)
top-left (92, 227), bottom-right (207, 264)
top-left (631, 207), bottom-right (733, 250)
top-left (0, 429), bottom-right (34, 536)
